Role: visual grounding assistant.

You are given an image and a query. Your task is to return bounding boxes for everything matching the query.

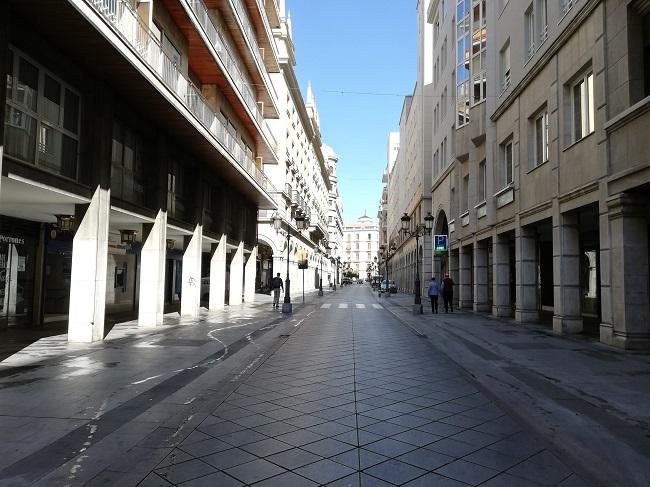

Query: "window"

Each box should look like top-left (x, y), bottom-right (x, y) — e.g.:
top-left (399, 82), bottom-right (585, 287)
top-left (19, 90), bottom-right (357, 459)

top-left (525, 5), bottom-right (535, 61)
top-left (500, 41), bottom-right (511, 93)
top-left (560, 0), bottom-right (573, 18)
top-left (538, 0), bottom-right (548, 43)
top-left (167, 161), bottom-right (189, 221)
top-left (456, 0), bottom-right (471, 127)
top-left (478, 160), bottom-right (486, 202)
top-left (471, 0), bottom-right (487, 104)
top-left (367, 233), bottom-right (371, 241)
top-left (571, 72), bottom-right (595, 141)
top-left (4, 47), bottom-right (80, 180)
top-left (500, 140), bottom-right (514, 187)
top-left (462, 175), bottom-right (469, 212)
top-left (534, 110), bottom-right (549, 166)
top-left (111, 121), bottom-right (146, 206)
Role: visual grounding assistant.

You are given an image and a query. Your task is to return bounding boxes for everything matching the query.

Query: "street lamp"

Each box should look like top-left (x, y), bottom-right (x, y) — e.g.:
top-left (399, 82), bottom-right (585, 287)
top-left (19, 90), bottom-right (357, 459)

top-left (400, 212), bottom-right (434, 314)
top-left (271, 212), bottom-right (307, 313)
top-left (318, 243), bottom-right (330, 296)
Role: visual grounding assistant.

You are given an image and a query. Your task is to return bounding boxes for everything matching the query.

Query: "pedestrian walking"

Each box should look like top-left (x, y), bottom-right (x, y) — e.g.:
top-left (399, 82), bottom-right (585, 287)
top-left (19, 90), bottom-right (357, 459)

top-left (427, 277), bottom-right (440, 314)
top-left (271, 273), bottom-right (284, 308)
top-left (442, 273), bottom-right (454, 313)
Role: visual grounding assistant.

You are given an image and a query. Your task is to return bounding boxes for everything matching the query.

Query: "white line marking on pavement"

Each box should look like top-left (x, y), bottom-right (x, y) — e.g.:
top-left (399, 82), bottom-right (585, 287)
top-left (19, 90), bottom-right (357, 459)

top-left (321, 304), bottom-right (331, 309)
top-left (372, 304), bottom-right (383, 309)
top-left (131, 374), bottom-right (164, 385)
top-left (339, 303), bottom-right (348, 309)
top-left (356, 304), bottom-right (366, 309)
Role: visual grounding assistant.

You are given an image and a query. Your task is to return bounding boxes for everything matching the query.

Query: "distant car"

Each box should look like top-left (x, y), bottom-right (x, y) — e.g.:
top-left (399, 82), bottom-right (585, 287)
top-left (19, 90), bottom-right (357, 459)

top-left (341, 277), bottom-right (352, 286)
top-left (380, 280), bottom-right (397, 293)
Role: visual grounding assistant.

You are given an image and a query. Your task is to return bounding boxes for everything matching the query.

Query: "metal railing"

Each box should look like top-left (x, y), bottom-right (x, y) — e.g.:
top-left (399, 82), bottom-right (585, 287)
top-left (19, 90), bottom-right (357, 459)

top-left (87, 0), bottom-right (276, 195)
top-left (185, 0), bottom-right (278, 152)
top-left (231, 0), bottom-right (265, 69)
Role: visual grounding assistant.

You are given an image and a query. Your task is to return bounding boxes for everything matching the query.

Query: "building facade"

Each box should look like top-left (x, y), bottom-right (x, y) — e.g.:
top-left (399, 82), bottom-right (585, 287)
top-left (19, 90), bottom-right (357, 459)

top-left (387, 0), bottom-right (434, 296)
top-left (343, 215), bottom-right (379, 278)
top-left (0, 0), bottom-right (282, 341)
top-left (256, 4), bottom-right (337, 296)
top-left (385, 0), bottom-right (650, 350)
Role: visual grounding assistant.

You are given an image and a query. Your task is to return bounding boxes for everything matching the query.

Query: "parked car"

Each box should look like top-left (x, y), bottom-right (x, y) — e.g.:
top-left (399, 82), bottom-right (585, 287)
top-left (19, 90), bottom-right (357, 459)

top-left (341, 277), bottom-right (352, 286)
top-left (380, 280), bottom-right (397, 293)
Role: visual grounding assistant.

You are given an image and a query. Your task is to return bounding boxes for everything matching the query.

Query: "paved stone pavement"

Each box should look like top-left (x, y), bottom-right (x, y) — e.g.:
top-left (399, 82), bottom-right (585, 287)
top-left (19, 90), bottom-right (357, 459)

top-left (141, 287), bottom-right (588, 486)
top-left (377, 291), bottom-right (650, 487)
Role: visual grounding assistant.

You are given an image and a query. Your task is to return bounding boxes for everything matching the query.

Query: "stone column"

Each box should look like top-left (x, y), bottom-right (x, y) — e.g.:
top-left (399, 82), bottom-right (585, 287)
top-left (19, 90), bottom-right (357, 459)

top-left (449, 248), bottom-right (460, 308)
top-left (552, 210), bottom-right (583, 334)
top-left (244, 245), bottom-right (257, 303)
top-left (180, 225), bottom-right (202, 318)
top-left (68, 187), bottom-right (110, 343)
top-left (493, 232), bottom-right (511, 317)
top-left (459, 244), bottom-right (473, 309)
top-left (3, 244), bottom-right (18, 314)
top-left (229, 241), bottom-right (244, 306)
top-left (473, 239), bottom-right (490, 312)
top-left (515, 225), bottom-right (538, 322)
top-left (138, 210), bottom-right (167, 327)
top-left (601, 195), bottom-right (650, 349)
top-left (209, 234), bottom-right (227, 310)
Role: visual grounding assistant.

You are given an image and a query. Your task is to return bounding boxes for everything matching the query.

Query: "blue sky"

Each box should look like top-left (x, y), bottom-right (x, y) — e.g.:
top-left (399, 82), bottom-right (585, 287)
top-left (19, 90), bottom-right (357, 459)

top-left (289, 0), bottom-right (416, 224)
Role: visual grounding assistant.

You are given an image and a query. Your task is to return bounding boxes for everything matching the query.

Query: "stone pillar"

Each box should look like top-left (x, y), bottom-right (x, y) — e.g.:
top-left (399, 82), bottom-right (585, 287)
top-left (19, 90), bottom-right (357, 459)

top-left (68, 187), bottom-right (110, 343)
top-left (552, 210), bottom-right (583, 334)
top-left (209, 234), bottom-right (227, 310)
top-left (515, 225), bottom-right (538, 322)
top-left (229, 241), bottom-right (244, 306)
top-left (473, 239), bottom-right (490, 312)
top-left (2, 244), bottom-right (18, 314)
top-left (459, 245), bottom-right (473, 309)
top-left (138, 210), bottom-right (167, 327)
top-left (493, 232), bottom-right (511, 317)
top-left (180, 225), bottom-right (202, 318)
top-left (600, 195), bottom-right (650, 349)
top-left (449, 248), bottom-right (460, 308)
top-left (244, 245), bottom-right (257, 303)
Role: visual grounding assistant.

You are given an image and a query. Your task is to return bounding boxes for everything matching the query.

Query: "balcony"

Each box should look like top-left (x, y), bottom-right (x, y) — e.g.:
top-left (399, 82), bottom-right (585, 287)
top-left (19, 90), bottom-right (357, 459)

top-left (178, 0), bottom-right (279, 154)
top-left (86, 0), bottom-right (276, 195)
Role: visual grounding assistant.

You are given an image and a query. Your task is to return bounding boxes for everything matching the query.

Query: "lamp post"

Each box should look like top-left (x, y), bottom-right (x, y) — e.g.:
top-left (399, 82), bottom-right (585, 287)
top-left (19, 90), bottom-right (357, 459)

top-left (335, 257), bottom-right (340, 290)
top-left (271, 211), bottom-right (307, 313)
top-left (400, 212), bottom-right (434, 314)
top-left (386, 244), bottom-right (396, 297)
top-left (318, 243), bottom-right (330, 296)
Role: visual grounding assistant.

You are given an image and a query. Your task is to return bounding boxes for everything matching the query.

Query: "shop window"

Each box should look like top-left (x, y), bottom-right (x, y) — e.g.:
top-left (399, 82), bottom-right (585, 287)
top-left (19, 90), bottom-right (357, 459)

top-left (4, 47), bottom-right (80, 180)
top-left (111, 121), bottom-right (146, 207)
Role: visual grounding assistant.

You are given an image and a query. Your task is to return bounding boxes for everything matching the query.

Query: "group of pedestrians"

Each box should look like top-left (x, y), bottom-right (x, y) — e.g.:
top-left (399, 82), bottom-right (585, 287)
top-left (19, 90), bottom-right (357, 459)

top-left (426, 274), bottom-right (454, 313)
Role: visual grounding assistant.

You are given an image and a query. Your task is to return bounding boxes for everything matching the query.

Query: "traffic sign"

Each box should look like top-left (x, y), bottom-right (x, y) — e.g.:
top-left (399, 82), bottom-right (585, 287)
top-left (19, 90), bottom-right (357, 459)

top-left (434, 235), bottom-right (448, 252)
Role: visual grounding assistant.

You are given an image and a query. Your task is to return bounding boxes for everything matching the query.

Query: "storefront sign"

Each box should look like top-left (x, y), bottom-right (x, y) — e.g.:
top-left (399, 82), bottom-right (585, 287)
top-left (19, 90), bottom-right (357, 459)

top-left (0, 235), bottom-right (25, 245)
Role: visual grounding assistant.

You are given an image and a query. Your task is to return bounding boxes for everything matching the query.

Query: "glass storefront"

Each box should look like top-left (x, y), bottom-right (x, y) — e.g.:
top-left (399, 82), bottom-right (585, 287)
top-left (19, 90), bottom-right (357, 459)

top-left (0, 216), bottom-right (39, 329)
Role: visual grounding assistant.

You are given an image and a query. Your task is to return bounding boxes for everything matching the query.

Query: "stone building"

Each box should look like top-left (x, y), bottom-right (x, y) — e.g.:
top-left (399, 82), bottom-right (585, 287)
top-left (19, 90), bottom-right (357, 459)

top-left (0, 0), bottom-right (282, 340)
top-left (383, 0), bottom-right (649, 349)
top-left (387, 0), bottom-right (434, 296)
top-left (256, 4), bottom-right (336, 297)
top-left (343, 215), bottom-right (379, 278)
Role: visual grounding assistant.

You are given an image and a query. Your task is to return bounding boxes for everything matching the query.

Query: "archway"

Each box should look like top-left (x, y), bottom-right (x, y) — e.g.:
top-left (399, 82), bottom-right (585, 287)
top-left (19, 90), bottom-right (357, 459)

top-left (433, 210), bottom-right (449, 279)
top-left (256, 237), bottom-right (275, 294)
